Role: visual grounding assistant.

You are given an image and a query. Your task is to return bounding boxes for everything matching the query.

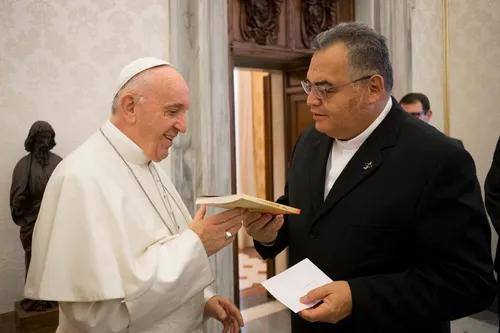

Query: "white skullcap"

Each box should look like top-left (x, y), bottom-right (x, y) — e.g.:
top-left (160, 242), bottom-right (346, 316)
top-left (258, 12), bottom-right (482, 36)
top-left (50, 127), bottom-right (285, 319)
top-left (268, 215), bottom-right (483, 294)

top-left (114, 57), bottom-right (171, 96)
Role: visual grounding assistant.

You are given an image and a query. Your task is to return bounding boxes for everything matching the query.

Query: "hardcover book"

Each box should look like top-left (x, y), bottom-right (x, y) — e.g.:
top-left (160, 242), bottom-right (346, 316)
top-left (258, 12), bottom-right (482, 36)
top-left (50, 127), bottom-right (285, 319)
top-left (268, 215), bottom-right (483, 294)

top-left (195, 194), bottom-right (301, 215)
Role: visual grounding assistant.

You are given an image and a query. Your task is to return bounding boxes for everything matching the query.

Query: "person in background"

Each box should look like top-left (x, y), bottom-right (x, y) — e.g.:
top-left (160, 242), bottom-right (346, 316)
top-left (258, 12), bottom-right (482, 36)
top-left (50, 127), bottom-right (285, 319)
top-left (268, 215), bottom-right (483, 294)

top-left (399, 92), bottom-right (433, 122)
top-left (400, 92), bottom-right (463, 146)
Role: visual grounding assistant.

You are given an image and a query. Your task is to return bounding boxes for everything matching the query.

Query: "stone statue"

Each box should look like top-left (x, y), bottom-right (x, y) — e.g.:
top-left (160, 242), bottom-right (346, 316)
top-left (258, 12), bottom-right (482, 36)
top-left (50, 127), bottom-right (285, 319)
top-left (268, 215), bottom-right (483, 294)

top-left (10, 121), bottom-right (62, 312)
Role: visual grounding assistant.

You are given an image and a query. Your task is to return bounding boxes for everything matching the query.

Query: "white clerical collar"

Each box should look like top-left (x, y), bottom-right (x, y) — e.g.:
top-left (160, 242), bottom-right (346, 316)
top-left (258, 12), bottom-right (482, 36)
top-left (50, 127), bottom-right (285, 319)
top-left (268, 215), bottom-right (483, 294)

top-left (336, 97), bottom-right (392, 150)
top-left (101, 119), bottom-right (150, 165)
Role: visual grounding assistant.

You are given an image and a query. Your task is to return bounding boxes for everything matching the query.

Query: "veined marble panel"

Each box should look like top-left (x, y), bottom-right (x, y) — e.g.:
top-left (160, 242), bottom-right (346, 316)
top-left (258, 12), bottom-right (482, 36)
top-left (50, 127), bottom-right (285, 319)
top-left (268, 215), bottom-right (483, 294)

top-left (355, 0), bottom-right (414, 100)
top-left (169, 1), bottom-right (233, 332)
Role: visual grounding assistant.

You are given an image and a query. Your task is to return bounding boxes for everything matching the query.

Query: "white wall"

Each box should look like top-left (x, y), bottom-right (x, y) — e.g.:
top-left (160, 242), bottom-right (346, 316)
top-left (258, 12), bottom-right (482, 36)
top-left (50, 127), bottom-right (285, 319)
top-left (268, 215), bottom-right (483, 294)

top-left (0, 0), bottom-right (170, 313)
top-left (447, 0), bottom-right (500, 262)
top-left (412, 0), bottom-right (500, 259)
top-left (448, 0), bottom-right (500, 184)
top-left (411, 0), bottom-right (444, 132)
top-left (270, 71), bottom-right (288, 275)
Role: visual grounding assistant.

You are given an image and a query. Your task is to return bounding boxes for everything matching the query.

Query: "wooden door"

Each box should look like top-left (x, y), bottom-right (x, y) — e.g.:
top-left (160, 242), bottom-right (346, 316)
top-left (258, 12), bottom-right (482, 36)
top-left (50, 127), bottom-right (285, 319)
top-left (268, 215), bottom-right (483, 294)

top-left (284, 67), bottom-right (314, 163)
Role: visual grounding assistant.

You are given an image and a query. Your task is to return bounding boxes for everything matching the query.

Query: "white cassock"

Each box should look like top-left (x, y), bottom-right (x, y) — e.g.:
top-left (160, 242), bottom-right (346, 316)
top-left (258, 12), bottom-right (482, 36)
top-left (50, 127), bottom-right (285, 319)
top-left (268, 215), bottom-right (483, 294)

top-left (24, 119), bottom-right (216, 333)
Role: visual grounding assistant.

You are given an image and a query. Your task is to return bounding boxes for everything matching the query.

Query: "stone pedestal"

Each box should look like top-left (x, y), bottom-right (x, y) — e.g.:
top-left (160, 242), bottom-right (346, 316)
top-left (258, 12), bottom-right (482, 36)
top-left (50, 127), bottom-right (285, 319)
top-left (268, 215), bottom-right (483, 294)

top-left (13, 302), bottom-right (58, 333)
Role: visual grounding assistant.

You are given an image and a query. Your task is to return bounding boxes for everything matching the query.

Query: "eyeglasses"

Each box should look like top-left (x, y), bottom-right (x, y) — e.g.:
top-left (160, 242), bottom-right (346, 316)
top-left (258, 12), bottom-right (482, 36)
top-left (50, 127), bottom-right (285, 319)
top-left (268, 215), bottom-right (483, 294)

top-left (409, 111), bottom-right (428, 117)
top-left (300, 74), bottom-right (375, 100)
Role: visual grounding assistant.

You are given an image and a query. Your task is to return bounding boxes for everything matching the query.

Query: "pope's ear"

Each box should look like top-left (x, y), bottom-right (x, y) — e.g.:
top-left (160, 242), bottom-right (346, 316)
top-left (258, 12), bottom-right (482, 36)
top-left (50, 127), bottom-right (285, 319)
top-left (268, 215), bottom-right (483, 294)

top-left (120, 93), bottom-right (137, 123)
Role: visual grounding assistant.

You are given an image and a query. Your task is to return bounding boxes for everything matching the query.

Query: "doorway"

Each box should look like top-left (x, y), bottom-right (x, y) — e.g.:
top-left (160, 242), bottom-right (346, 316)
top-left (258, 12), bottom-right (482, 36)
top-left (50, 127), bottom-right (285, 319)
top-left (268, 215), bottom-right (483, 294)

top-left (232, 65), bottom-right (315, 311)
top-left (233, 67), bottom-right (284, 310)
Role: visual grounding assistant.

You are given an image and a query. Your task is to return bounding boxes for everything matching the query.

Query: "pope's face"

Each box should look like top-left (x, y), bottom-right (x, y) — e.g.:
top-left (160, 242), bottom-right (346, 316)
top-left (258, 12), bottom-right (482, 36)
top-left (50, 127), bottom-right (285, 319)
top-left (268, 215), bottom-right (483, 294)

top-left (134, 67), bottom-right (189, 162)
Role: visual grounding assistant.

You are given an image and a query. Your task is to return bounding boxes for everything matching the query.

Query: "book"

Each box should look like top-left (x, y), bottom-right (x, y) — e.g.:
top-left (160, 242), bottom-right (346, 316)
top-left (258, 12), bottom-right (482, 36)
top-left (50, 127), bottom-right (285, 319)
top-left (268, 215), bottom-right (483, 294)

top-left (195, 193), bottom-right (301, 215)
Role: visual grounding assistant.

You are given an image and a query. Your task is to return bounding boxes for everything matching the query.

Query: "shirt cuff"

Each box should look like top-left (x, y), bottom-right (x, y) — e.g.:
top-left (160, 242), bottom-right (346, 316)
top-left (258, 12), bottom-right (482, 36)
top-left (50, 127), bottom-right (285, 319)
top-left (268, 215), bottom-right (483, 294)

top-left (204, 286), bottom-right (217, 303)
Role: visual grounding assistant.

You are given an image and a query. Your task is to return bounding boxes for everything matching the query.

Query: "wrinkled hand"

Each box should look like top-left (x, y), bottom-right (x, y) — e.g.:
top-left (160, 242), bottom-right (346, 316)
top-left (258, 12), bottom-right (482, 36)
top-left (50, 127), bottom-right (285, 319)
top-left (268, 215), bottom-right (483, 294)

top-left (204, 296), bottom-right (244, 333)
top-left (298, 281), bottom-right (352, 324)
top-left (243, 212), bottom-right (283, 244)
top-left (190, 206), bottom-right (247, 257)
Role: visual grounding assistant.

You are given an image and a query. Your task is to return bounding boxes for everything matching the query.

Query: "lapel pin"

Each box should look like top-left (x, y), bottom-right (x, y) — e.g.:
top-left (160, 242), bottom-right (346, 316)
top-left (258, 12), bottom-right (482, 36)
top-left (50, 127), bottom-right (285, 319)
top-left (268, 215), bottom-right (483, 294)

top-left (363, 161), bottom-right (373, 170)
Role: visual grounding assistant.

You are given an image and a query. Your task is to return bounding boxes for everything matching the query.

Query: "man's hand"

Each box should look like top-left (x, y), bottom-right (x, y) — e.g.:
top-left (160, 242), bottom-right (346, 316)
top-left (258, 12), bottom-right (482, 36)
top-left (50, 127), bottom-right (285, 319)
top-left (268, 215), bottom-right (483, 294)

top-left (190, 206), bottom-right (267, 257)
top-left (298, 281), bottom-right (352, 324)
top-left (242, 212), bottom-right (283, 244)
top-left (190, 206), bottom-right (246, 257)
top-left (204, 296), bottom-right (244, 333)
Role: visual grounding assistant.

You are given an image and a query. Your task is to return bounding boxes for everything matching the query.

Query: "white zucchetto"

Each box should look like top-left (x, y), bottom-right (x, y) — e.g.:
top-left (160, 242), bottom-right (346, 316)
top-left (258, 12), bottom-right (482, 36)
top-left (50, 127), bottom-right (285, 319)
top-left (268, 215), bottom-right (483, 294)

top-left (114, 57), bottom-right (171, 96)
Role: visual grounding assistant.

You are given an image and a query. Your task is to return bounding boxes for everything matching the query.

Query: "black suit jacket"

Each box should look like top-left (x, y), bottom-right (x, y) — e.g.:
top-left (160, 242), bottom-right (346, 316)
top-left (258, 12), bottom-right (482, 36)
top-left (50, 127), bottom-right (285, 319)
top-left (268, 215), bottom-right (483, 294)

top-left (256, 98), bottom-right (495, 333)
top-left (452, 137), bottom-right (464, 147)
top-left (485, 135), bottom-right (500, 272)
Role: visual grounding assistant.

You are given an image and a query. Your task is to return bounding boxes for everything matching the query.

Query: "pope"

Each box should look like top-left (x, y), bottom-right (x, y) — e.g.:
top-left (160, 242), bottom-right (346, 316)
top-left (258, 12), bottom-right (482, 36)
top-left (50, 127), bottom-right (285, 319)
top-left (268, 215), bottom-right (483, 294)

top-left (24, 57), bottom-right (272, 333)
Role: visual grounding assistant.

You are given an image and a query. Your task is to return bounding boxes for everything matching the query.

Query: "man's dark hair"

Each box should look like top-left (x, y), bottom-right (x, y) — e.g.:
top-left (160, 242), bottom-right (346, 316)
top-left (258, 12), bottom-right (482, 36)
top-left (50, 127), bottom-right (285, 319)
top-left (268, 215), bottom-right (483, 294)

top-left (311, 21), bottom-right (394, 92)
top-left (400, 93), bottom-right (431, 114)
top-left (24, 121), bottom-right (56, 152)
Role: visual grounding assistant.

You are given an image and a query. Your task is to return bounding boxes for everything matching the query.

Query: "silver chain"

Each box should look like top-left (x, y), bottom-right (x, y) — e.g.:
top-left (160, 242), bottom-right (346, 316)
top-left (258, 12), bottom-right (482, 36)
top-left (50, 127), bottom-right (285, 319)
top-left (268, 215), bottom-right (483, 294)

top-left (148, 163), bottom-right (180, 230)
top-left (99, 128), bottom-right (179, 235)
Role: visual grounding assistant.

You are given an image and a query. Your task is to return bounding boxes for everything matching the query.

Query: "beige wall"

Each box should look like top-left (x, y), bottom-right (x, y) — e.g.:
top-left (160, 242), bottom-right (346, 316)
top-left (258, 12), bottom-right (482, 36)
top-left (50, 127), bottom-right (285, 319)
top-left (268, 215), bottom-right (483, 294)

top-left (270, 72), bottom-right (288, 274)
top-left (0, 0), bottom-right (170, 313)
top-left (411, 0), bottom-right (445, 132)
top-left (448, 0), bottom-right (500, 182)
top-left (233, 68), bottom-right (288, 272)
top-left (412, 0), bottom-right (500, 258)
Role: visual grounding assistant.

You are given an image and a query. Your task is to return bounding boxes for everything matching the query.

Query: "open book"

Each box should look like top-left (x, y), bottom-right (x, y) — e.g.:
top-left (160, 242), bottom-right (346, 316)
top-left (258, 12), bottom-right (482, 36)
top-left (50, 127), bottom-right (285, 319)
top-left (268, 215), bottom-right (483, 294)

top-left (195, 193), bottom-right (301, 215)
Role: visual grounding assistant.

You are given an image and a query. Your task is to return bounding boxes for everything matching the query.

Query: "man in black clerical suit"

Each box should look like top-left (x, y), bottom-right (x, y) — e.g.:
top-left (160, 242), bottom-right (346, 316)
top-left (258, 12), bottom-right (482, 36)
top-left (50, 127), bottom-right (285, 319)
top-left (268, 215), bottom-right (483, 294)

top-left (485, 135), bottom-right (500, 333)
top-left (241, 22), bottom-right (495, 333)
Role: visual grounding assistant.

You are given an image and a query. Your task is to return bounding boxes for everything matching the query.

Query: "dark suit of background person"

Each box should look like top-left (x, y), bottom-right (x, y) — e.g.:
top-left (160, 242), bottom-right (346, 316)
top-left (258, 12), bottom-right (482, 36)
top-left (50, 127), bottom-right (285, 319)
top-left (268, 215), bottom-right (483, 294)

top-left (251, 23), bottom-right (496, 333)
top-left (484, 134), bottom-right (500, 332)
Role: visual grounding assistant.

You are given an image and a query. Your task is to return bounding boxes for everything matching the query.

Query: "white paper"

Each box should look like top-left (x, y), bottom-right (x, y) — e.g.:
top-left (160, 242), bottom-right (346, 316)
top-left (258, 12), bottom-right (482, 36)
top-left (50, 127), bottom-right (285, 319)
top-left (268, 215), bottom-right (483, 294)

top-left (261, 258), bottom-right (333, 313)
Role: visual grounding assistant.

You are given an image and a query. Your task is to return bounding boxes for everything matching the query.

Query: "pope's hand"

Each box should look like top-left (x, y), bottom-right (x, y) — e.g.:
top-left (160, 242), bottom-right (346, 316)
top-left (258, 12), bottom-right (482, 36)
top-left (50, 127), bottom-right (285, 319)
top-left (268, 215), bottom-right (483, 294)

top-left (190, 205), bottom-right (247, 257)
top-left (298, 281), bottom-right (352, 324)
top-left (242, 212), bottom-right (283, 244)
top-left (204, 296), bottom-right (244, 333)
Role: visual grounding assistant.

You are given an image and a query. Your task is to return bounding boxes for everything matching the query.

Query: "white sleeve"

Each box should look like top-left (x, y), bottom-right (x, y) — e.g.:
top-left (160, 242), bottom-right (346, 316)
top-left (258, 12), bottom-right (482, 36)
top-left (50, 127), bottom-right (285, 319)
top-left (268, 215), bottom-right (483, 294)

top-left (202, 286), bottom-right (218, 323)
top-left (204, 286), bottom-right (217, 303)
top-left (125, 229), bottom-right (215, 325)
top-left (59, 300), bottom-right (129, 333)
top-left (60, 231), bottom-right (215, 331)
top-left (59, 230), bottom-right (214, 332)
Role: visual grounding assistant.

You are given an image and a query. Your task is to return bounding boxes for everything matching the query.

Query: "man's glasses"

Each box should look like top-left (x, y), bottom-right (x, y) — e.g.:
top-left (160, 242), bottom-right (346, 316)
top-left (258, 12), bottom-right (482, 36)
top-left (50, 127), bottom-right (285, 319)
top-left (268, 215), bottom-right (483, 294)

top-left (300, 74), bottom-right (375, 100)
top-left (409, 111), bottom-right (428, 117)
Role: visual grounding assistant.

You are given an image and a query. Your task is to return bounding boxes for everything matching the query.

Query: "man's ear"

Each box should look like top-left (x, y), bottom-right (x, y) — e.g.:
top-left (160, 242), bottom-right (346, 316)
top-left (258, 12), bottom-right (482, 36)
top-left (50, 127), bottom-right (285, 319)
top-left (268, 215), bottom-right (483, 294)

top-left (120, 93), bottom-right (137, 124)
top-left (367, 75), bottom-right (385, 104)
top-left (425, 109), bottom-right (433, 121)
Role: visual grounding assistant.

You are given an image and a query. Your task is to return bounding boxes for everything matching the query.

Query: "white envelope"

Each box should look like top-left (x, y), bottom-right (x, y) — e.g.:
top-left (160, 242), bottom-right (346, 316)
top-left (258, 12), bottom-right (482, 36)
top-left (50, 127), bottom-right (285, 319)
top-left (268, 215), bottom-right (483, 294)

top-left (261, 258), bottom-right (333, 313)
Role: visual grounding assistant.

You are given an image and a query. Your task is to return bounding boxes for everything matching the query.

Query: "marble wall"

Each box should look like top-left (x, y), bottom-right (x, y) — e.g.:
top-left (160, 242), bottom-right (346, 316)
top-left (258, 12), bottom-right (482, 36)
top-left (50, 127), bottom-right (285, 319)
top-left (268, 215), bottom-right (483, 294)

top-left (168, 1), bottom-right (234, 332)
top-left (0, 0), bottom-right (170, 314)
top-left (355, 0), bottom-right (414, 100)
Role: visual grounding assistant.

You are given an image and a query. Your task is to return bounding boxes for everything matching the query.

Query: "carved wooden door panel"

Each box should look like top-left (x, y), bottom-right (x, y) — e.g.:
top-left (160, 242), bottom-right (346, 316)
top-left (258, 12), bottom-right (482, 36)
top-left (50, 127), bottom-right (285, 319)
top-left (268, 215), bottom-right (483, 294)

top-left (284, 66), bottom-right (314, 164)
top-left (229, 0), bottom-right (356, 68)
